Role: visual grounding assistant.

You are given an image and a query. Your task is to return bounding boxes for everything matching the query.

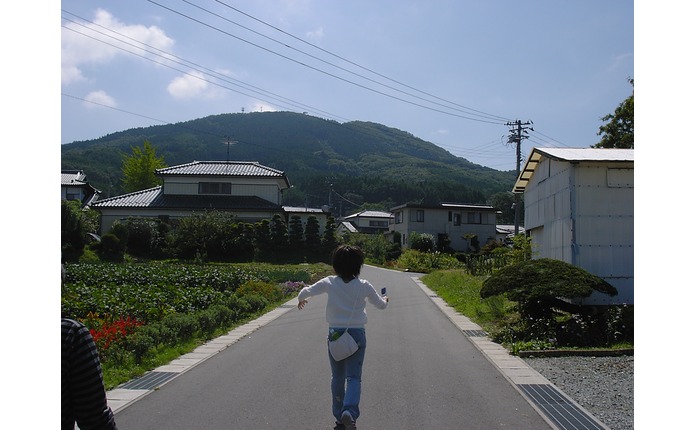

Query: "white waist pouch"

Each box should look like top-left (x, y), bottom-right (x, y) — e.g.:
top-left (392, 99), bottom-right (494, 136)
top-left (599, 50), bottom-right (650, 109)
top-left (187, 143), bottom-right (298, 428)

top-left (329, 330), bottom-right (359, 361)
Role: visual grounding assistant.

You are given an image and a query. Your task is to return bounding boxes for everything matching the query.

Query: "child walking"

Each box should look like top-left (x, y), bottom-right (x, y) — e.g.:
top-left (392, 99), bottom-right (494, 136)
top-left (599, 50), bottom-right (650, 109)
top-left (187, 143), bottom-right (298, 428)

top-left (297, 245), bottom-right (389, 430)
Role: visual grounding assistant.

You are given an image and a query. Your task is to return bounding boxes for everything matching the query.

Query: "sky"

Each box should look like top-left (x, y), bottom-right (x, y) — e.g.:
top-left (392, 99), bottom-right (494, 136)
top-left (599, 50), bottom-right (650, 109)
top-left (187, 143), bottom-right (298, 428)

top-left (58, 0), bottom-right (635, 172)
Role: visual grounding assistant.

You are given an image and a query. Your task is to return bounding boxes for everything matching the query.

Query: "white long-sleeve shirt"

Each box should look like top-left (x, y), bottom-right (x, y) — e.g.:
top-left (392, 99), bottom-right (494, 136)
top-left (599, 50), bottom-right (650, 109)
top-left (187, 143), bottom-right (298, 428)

top-left (298, 275), bottom-right (388, 328)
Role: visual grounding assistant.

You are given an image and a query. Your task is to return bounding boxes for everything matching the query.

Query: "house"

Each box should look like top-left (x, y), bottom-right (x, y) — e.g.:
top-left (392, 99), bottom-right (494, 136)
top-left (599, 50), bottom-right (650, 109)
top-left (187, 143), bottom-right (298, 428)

top-left (92, 161), bottom-right (292, 234)
top-left (282, 206), bottom-right (331, 235)
top-left (390, 202), bottom-right (498, 252)
top-left (342, 210), bottom-right (393, 234)
top-left (495, 224), bottom-right (525, 244)
top-left (336, 221), bottom-right (359, 236)
top-left (513, 147), bottom-right (634, 306)
top-left (61, 170), bottom-right (101, 207)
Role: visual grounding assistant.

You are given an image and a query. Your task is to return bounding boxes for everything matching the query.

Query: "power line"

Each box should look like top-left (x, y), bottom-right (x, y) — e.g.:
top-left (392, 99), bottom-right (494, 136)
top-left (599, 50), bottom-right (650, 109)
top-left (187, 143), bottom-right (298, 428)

top-left (206, 0), bottom-right (513, 123)
top-left (144, 0), bottom-right (507, 124)
top-left (61, 11), bottom-right (348, 122)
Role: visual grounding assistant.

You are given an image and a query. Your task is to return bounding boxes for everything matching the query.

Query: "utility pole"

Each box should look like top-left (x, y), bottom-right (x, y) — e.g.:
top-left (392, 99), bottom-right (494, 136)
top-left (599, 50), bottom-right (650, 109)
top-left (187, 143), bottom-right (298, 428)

top-left (506, 120), bottom-right (533, 235)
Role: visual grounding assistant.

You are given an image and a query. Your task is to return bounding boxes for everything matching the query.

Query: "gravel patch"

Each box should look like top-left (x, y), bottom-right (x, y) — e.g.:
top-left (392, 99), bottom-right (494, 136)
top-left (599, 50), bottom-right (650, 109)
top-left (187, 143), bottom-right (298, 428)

top-left (523, 355), bottom-right (634, 430)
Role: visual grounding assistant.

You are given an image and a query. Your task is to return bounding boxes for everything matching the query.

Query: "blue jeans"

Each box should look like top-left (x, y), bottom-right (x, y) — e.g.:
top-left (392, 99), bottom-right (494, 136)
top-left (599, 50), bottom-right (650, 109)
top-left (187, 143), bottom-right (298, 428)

top-left (328, 328), bottom-right (366, 422)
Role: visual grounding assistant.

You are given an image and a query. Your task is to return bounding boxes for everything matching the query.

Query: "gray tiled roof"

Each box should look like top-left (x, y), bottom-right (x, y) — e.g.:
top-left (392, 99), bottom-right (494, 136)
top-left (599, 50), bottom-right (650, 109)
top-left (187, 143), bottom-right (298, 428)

top-left (92, 186), bottom-right (282, 211)
top-left (157, 161), bottom-right (286, 178)
top-left (61, 170), bottom-right (87, 186)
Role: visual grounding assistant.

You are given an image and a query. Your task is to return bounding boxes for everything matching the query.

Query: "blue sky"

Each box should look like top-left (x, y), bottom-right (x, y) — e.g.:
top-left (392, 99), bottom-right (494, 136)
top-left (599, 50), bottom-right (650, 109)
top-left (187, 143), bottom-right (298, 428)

top-left (60, 0), bottom-right (634, 172)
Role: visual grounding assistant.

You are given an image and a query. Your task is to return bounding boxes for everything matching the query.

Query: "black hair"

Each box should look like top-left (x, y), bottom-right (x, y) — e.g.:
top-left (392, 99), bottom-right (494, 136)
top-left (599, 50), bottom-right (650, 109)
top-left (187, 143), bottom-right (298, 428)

top-left (331, 245), bottom-right (364, 282)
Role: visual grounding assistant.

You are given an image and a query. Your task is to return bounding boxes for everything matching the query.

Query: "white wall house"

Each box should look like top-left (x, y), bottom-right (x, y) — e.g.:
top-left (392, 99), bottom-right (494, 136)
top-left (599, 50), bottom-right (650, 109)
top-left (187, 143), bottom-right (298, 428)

top-left (342, 210), bottom-right (394, 234)
top-left (513, 147), bottom-right (634, 306)
top-left (390, 203), bottom-right (498, 252)
top-left (283, 206), bottom-right (331, 235)
top-left (92, 161), bottom-right (293, 234)
top-left (61, 170), bottom-right (101, 207)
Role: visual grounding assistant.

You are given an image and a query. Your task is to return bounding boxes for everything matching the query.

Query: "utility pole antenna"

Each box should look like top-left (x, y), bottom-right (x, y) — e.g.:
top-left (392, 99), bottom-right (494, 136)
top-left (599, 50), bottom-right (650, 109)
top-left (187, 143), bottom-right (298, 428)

top-left (505, 119), bottom-right (533, 235)
top-left (223, 136), bottom-right (238, 163)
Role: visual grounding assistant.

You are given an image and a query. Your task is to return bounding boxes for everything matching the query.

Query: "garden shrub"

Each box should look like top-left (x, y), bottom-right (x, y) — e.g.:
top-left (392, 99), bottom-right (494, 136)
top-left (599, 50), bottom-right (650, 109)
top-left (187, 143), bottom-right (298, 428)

top-left (96, 233), bottom-right (124, 262)
top-left (126, 331), bottom-right (155, 364)
top-left (241, 294), bottom-right (270, 314)
top-left (197, 309), bottom-right (217, 336)
top-left (161, 313), bottom-right (199, 343)
top-left (208, 304), bottom-right (235, 327)
top-left (409, 232), bottom-right (435, 252)
top-left (236, 280), bottom-right (282, 302)
top-left (396, 249), bottom-right (462, 273)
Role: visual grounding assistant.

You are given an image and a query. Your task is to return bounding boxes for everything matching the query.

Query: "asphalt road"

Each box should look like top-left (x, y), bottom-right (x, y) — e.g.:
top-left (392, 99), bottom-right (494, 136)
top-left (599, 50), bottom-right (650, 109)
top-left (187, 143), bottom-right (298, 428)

top-left (113, 266), bottom-right (552, 429)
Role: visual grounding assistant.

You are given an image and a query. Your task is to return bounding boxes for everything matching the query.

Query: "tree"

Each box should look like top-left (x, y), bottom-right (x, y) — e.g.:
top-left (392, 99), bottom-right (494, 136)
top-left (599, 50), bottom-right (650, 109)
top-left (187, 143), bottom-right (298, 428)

top-left (593, 78), bottom-right (634, 149)
top-left (270, 214), bottom-right (289, 254)
top-left (121, 140), bottom-right (167, 193)
top-left (480, 258), bottom-right (622, 346)
top-left (61, 200), bottom-right (86, 262)
top-left (288, 215), bottom-right (305, 248)
top-left (322, 215), bottom-right (338, 255)
top-left (304, 216), bottom-right (321, 248)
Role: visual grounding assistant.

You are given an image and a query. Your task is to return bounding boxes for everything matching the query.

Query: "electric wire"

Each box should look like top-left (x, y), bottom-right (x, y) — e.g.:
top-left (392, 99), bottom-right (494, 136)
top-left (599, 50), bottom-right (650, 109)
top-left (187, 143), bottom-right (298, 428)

top-left (61, 11), bottom-right (348, 122)
top-left (213, 0), bottom-right (512, 123)
top-left (181, 0), bottom-right (511, 123)
top-left (61, 6), bottom-right (563, 171)
top-left (145, 0), bottom-right (505, 124)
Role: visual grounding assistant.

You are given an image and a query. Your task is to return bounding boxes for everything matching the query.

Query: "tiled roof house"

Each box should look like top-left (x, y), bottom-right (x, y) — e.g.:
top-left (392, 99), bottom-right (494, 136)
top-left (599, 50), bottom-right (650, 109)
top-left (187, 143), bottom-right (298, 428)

top-left (61, 170), bottom-right (101, 207)
top-left (92, 161), bottom-right (292, 234)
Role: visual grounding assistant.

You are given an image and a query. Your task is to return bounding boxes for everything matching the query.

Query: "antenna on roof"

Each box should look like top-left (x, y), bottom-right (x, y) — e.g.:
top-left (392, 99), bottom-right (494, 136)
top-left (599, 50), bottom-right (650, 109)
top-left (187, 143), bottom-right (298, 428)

top-left (223, 136), bottom-right (237, 162)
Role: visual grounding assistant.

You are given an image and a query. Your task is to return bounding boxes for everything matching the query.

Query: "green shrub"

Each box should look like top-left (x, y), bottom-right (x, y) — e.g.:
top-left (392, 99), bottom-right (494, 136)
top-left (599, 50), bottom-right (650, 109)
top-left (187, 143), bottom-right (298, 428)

top-left (241, 294), bottom-right (270, 314)
top-left (126, 331), bottom-right (155, 364)
top-left (161, 313), bottom-right (199, 343)
top-left (396, 249), bottom-right (462, 273)
top-left (236, 280), bottom-right (282, 302)
top-left (97, 233), bottom-right (125, 262)
top-left (208, 304), bottom-right (234, 326)
top-left (197, 309), bottom-right (217, 336)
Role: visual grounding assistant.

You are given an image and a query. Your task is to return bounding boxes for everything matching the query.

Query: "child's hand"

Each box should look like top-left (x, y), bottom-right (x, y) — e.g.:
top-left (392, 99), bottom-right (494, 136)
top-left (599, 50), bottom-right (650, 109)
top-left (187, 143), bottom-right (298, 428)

top-left (297, 299), bottom-right (308, 310)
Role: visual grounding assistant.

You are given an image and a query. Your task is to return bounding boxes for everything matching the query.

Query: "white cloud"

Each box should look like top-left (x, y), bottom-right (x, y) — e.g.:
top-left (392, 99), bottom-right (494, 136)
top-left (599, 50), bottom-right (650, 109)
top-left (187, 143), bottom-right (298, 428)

top-left (249, 101), bottom-right (278, 113)
top-left (62, 9), bottom-right (175, 85)
top-left (84, 90), bottom-right (117, 108)
top-left (167, 71), bottom-right (210, 99)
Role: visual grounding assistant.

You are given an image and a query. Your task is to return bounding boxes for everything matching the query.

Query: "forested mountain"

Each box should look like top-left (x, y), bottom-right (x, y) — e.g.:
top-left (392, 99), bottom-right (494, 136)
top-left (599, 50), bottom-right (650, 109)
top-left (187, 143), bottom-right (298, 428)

top-left (61, 111), bottom-right (517, 216)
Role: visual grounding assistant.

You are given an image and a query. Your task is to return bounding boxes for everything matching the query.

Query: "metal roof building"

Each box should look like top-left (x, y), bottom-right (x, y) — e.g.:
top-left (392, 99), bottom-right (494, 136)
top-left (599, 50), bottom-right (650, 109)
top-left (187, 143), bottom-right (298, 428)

top-left (514, 147), bottom-right (634, 305)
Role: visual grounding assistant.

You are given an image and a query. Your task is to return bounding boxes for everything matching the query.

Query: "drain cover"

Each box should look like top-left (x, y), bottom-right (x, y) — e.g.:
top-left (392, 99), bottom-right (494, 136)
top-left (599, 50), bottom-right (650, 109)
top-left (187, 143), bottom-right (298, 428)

top-left (120, 371), bottom-right (179, 390)
top-left (462, 330), bottom-right (487, 337)
top-left (518, 384), bottom-right (606, 430)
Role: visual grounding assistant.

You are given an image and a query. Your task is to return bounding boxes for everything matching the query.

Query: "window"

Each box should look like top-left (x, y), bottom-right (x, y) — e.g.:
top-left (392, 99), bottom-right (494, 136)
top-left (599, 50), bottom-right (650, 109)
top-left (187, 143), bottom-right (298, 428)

top-left (416, 210), bottom-right (425, 222)
top-left (395, 212), bottom-right (402, 224)
top-left (467, 212), bottom-right (481, 224)
top-left (369, 220), bottom-right (388, 227)
top-left (199, 182), bottom-right (231, 194)
top-left (453, 213), bottom-right (461, 226)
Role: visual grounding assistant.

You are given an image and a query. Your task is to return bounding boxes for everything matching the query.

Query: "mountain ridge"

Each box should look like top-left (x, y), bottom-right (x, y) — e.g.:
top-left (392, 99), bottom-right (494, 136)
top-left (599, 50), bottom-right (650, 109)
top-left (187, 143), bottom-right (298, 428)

top-left (61, 111), bottom-right (517, 213)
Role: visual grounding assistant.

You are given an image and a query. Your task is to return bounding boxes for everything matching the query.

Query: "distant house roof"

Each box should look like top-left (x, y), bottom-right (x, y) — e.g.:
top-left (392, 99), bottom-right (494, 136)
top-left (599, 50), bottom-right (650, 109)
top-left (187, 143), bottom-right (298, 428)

top-left (157, 161), bottom-right (289, 185)
top-left (283, 206), bottom-right (326, 214)
top-left (496, 224), bottom-right (525, 235)
top-left (344, 210), bottom-right (393, 220)
top-left (390, 202), bottom-right (496, 211)
top-left (61, 170), bottom-right (89, 186)
top-left (61, 169), bottom-right (101, 206)
top-left (92, 186), bottom-right (281, 211)
top-left (337, 221), bottom-right (359, 234)
top-left (514, 147), bottom-right (634, 193)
